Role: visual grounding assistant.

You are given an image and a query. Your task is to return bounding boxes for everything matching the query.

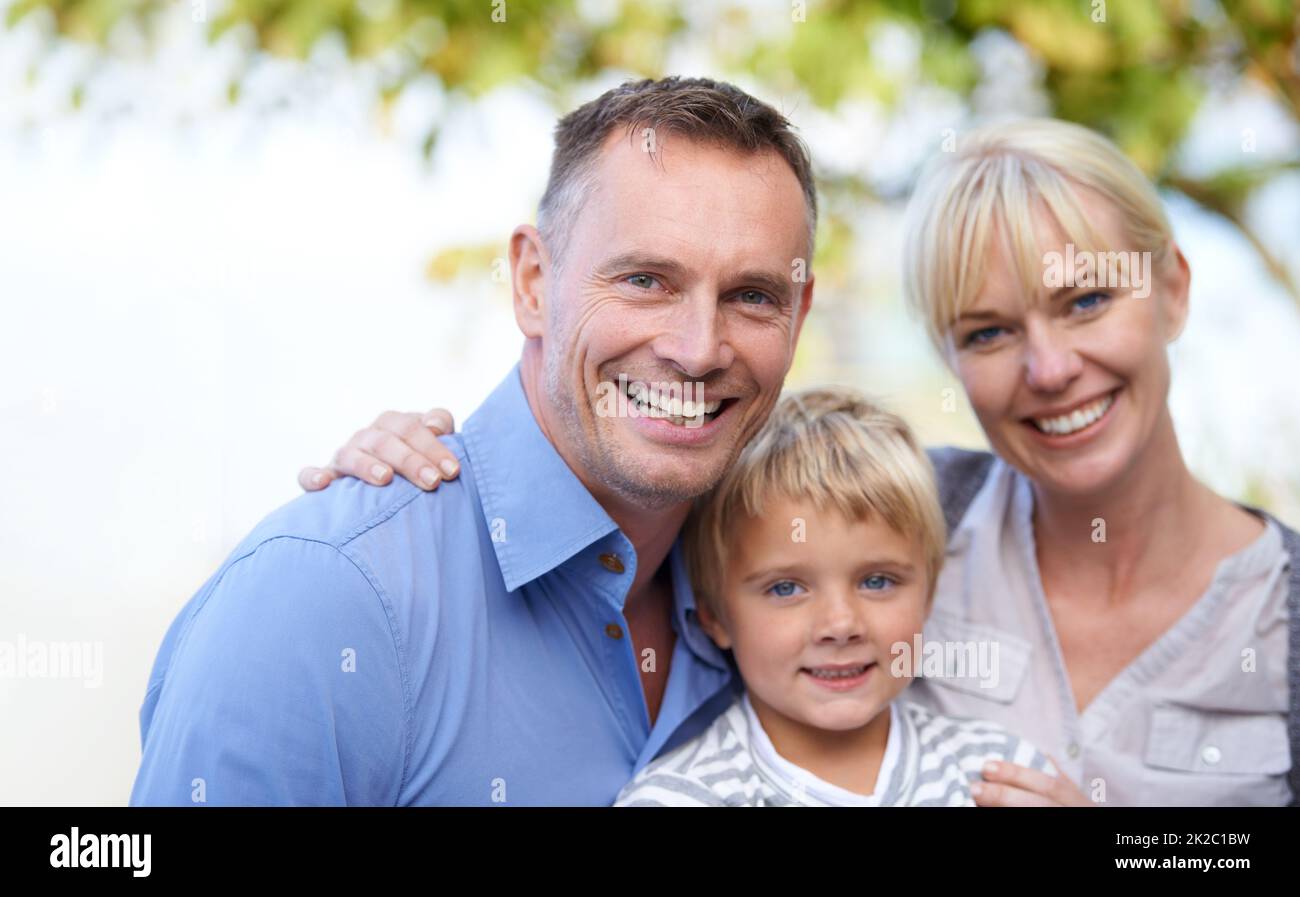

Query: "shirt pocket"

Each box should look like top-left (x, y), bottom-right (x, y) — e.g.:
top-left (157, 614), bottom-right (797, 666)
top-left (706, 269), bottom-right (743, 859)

top-left (1144, 704), bottom-right (1291, 776)
top-left (913, 610), bottom-right (1032, 705)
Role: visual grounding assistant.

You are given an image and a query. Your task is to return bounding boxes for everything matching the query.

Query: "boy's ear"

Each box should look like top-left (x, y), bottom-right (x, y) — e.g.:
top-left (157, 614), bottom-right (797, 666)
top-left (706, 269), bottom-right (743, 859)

top-left (695, 602), bottom-right (732, 650)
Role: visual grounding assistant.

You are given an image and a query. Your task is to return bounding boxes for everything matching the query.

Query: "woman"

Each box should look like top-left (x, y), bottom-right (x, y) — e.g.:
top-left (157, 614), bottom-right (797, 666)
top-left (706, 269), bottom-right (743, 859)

top-left (300, 118), bottom-right (1299, 806)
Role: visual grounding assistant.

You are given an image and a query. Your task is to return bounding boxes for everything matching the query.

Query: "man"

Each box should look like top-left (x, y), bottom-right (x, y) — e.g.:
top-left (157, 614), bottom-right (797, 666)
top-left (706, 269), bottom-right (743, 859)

top-left (131, 76), bottom-right (817, 805)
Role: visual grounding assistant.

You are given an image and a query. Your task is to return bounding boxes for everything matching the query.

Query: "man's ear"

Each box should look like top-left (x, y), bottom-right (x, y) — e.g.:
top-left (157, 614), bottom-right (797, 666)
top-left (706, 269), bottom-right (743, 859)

top-left (1161, 243), bottom-right (1191, 344)
top-left (510, 224), bottom-right (549, 339)
top-left (789, 271), bottom-right (815, 349)
top-left (695, 602), bottom-right (732, 651)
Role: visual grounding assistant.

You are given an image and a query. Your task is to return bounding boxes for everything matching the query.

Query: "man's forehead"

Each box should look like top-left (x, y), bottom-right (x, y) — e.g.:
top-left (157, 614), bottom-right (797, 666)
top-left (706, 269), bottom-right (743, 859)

top-left (582, 128), bottom-right (810, 266)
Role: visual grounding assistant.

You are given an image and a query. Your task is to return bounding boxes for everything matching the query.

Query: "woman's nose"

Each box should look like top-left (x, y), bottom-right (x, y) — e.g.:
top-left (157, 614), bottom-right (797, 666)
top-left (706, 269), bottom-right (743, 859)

top-left (1023, 321), bottom-right (1082, 393)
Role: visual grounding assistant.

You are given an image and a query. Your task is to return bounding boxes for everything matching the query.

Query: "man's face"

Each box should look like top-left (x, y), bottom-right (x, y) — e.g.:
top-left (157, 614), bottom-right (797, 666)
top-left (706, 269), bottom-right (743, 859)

top-left (538, 130), bottom-right (814, 509)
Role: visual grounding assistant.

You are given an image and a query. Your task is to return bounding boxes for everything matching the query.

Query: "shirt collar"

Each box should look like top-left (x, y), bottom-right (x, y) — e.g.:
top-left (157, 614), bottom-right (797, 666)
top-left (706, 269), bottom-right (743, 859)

top-left (461, 363), bottom-right (620, 592)
top-left (461, 363), bottom-right (733, 675)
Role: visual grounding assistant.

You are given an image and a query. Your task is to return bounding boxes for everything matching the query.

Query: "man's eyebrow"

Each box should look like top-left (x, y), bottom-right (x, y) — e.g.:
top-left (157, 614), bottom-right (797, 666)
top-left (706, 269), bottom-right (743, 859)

top-left (594, 254), bottom-right (796, 299)
top-left (735, 269), bottom-right (798, 300)
top-left (594, 253), bottom-right (689, 279)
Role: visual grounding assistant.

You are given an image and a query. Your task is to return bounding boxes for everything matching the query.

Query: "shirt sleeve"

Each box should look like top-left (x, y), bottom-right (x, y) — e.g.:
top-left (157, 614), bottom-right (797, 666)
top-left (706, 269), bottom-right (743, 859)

top-left (130, 537), bottom-right (407, 806)
top-left (1003, 732), bottom-right (1059, 778)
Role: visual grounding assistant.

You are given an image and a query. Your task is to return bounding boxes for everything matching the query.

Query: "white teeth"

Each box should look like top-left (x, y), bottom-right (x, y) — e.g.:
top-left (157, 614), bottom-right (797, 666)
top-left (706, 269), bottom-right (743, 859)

top-left (1033, 393), bottom-right (1114, 436)
top-left (626, 382), bottom-right (722, 424)
top-left (806, 665), bottom-right (868, 680)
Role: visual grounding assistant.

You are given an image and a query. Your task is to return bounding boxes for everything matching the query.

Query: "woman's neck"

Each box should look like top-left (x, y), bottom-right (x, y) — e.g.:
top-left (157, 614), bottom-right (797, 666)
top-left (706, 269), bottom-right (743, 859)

top-left (1029, 408), bottom-right (1218, 600)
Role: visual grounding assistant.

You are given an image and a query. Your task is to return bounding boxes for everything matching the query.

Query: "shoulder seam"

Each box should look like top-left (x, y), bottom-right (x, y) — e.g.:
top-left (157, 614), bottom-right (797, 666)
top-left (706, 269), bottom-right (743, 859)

top-left (177, 534), bottom-right (413, 805)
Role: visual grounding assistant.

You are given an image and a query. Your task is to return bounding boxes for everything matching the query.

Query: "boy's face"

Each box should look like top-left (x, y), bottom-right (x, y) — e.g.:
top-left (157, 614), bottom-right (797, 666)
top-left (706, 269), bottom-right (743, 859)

top-left (698, 495), bottom-right (930, 736)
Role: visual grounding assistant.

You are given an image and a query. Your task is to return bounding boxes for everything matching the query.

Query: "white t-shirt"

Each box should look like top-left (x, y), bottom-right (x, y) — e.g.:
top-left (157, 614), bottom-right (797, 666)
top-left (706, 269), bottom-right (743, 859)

top-left (614, 690), bottom-right (1055, 807)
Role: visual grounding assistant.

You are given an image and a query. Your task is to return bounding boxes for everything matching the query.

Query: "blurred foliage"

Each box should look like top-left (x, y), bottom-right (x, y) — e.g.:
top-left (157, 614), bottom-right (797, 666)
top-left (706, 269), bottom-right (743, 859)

top-left (7, 0), bottom-right (1300, 299)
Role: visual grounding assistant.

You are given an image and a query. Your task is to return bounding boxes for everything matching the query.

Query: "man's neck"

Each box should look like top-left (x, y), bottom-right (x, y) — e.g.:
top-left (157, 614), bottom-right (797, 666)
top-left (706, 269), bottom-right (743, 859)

top-left (517, 345), bottom-right (690, 611)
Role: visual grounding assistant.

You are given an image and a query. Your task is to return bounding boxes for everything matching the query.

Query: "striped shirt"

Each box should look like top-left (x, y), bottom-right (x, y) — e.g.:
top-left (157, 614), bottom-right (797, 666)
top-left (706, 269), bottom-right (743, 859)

top-left (615, 691), bottom-right (1056, 806)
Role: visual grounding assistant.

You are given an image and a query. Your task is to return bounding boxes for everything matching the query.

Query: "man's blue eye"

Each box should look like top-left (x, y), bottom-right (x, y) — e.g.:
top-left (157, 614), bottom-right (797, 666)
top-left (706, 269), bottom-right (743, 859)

top-left (739, 290), bottom-right (771, 305)
top-left (768, 581), bottom-right (801, 598)
top-left (862, 574), bottom-right (893, 591)
top-left (626, 274), bottom-right (658, 289)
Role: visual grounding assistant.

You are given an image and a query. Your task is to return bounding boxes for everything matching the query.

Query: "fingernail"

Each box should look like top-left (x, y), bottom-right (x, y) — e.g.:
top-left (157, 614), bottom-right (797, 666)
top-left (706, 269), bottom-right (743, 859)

top-left (423, 415), bottom-right (444, 430)
top-left (419, 467), bottom-right (440, 487)
top-left (371, 464), bottom-right (388, 480)
top-left (970, 783), bottom-right (984, 797)
top-left (311, 472), bottom-right (324, 487)
top-left (982, 761), bottom-right (999, 776)
top-left (440, 460), bottom-right (459, 477)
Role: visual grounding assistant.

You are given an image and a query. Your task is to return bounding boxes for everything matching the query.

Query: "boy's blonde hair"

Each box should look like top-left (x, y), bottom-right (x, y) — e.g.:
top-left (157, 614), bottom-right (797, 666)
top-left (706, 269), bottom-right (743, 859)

top-left (683, 386), bottom-right (946, 619)
top-left (902, 117), bottom-right (1174, 358)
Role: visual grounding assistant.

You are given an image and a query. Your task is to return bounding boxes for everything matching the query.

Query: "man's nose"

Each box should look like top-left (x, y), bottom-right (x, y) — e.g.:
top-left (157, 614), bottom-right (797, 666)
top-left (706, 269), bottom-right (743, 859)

top-left (653, 290), bottom-right (735, 378)
top-left (1023, 320), bottom-right (1082, 393)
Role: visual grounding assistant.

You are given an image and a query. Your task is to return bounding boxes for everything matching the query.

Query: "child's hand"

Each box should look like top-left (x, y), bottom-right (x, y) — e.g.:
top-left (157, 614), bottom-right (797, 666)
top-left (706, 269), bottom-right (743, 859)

top-left (970, 755), bottom-right (1095, 807)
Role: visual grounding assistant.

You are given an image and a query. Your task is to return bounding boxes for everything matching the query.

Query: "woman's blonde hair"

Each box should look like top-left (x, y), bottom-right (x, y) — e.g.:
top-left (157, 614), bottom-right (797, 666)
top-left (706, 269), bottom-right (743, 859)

top-left (901, 117), bottom-right (1175, 356)
top-left (683, 386), bottom-right (946, 619)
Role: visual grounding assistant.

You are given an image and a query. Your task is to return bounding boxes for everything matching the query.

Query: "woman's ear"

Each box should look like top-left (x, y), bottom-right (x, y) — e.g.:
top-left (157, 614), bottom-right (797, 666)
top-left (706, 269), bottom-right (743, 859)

top-left (1160, 242), bottom-right (1191, 343)
top-left (510, 224), bottom-right (549, 339)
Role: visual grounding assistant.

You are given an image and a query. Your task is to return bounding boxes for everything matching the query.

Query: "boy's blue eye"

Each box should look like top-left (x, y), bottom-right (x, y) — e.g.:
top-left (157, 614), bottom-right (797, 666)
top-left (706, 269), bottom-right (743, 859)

top-left (767, 581), bottom-right (803, 598)
top-left (861, 574), bottom-right (894, 591)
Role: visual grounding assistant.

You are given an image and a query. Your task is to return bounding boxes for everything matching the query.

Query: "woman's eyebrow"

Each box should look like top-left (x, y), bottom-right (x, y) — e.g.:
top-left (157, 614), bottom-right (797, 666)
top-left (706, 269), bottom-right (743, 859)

top-left (955, 308), bottom-right (1001, 322)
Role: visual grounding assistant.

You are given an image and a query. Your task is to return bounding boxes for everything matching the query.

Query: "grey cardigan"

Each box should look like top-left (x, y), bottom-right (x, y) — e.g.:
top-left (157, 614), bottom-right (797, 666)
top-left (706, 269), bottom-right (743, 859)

top-left (928, 446), bottom-right (1300, 807)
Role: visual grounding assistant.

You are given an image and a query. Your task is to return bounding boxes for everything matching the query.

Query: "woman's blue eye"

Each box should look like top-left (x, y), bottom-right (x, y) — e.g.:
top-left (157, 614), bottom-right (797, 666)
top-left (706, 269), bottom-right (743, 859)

top-left (1072, 291), bottom-right (1109, 312)
top-left (964, 326), bottom-right (1004, 346)
top-left (861, 574), bottom-right (894, 591)
top-left (767, 581), bottom-right (802, 598)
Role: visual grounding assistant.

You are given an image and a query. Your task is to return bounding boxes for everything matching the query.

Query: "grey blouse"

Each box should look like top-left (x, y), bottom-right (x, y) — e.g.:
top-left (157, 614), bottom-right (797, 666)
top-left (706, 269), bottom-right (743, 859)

top-left (910, 447), bottom-right (1297, 806)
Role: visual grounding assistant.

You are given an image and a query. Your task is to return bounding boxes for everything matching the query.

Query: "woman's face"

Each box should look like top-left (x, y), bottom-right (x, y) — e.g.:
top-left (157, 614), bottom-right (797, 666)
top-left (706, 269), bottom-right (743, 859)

top-left (947, 187), bottom-right (1190, 498)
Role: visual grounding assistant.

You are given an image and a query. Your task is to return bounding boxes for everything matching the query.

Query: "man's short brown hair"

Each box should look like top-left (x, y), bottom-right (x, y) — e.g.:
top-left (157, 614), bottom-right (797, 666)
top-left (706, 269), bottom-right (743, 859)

top-left (536, 76), bottom-right (818, 267)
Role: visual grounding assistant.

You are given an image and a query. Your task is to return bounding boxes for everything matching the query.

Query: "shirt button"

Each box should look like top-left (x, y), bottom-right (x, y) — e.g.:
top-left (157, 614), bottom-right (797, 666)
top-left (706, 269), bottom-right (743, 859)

top-left (1067, 742), bottom-right (1081, 759)
top-left (604, 623), bottom-right (624, 640)
top-left (1201, 745), bottom-right (1221, 766)
top-left (598, 553), bottom-right (625, 574)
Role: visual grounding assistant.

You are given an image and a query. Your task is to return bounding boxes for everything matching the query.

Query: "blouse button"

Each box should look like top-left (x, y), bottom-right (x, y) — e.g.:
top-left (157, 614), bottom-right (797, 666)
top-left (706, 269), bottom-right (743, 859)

top-left (599, 553), bottom-right (625, 574)
top-left (1201, 745), bottom-right (1222, 766)
top-left (1066, 742), bottom-right (1081, 759)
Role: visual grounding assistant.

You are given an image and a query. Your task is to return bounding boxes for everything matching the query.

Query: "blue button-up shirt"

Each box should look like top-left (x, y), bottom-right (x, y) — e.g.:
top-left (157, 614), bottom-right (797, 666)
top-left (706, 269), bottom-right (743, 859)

top-left (131, 365), bottom-right (739, 805)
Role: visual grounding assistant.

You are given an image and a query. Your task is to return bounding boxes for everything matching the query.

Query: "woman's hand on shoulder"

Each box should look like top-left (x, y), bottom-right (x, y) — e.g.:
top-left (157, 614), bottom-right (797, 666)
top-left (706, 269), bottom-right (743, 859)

top-left (298, 408), bottom-right (460, 492)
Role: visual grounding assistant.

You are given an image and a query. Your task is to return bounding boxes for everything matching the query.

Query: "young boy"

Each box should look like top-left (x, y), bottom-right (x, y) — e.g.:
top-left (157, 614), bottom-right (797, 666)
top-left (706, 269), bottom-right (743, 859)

top-left (615, 386), bottom-right (1056, 807)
